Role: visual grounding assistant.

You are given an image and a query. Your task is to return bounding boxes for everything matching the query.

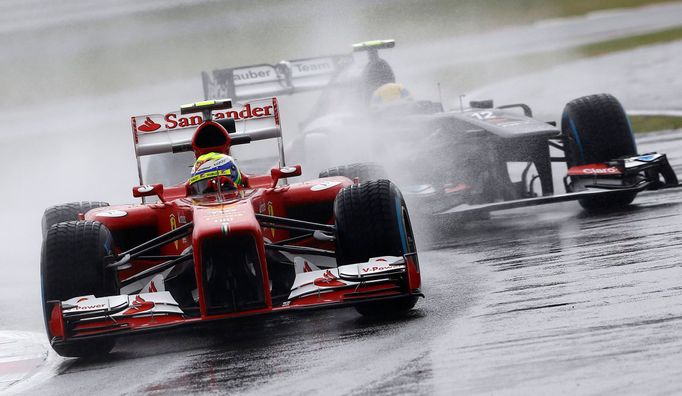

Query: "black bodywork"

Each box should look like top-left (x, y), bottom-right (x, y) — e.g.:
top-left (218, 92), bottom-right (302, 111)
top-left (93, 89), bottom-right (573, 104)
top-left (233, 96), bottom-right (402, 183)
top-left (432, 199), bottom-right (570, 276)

top-left (201, 41), bottom-right (680, 217)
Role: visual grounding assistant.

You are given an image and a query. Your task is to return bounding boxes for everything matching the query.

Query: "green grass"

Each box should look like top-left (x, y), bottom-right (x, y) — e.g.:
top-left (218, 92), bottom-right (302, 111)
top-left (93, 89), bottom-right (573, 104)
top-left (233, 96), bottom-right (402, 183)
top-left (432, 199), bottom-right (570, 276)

top-left (385, 0), bottom-right (676, 32)
top-left (431, 24), bottom-right (682, 94)
top-left (580, 26), bottom-right (682, 56)
top-left (630, 115), bottom-right (682, 133)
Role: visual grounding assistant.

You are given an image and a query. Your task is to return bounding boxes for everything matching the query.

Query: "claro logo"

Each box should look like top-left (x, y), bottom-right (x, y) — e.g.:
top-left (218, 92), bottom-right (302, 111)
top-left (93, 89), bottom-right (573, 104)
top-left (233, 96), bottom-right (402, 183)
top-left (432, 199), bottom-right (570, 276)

top-left (137, 103), bottom-right (274, 133)
top-left (582, 167), bottom-right (620, 174)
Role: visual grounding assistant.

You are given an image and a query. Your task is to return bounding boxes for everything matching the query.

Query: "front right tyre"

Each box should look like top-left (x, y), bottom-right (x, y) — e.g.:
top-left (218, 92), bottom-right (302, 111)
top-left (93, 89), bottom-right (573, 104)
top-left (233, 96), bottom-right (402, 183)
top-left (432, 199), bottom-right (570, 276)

top-left (41, 201), bottom-right (109, 238)
top-left (41, 221), bottom-right (119, 357)
top-left (562, 93), bottom-right (638, 210)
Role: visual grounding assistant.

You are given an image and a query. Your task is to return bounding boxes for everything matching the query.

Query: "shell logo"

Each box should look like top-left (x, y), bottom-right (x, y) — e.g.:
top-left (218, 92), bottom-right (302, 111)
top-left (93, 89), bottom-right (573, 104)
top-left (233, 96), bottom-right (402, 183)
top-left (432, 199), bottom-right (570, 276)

top-left (170, 214), bottom-right (178, 249)
top-left (267, 202), bottom-right (275, 237)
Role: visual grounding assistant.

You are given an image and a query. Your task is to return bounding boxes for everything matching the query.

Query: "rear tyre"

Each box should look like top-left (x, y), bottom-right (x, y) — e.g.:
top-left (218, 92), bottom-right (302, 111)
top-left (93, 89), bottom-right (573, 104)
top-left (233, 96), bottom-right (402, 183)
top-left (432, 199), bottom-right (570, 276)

top-left (42, 201), bottom-right (109, 238)
top-left (319, 163), bottom-right (388, 183)
top-left (334, 180), bottom-right (419, 317)
top-left (41, 221), bottom-right (119, 357)
top-left (562, 93), bottom-right (638, 210)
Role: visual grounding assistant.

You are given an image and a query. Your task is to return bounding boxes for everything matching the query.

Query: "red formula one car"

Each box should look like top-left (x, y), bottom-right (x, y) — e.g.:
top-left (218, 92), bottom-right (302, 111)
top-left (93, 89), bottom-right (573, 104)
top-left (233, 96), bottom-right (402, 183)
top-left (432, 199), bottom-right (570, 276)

top-left (40, 97), bottom-right (422, 357)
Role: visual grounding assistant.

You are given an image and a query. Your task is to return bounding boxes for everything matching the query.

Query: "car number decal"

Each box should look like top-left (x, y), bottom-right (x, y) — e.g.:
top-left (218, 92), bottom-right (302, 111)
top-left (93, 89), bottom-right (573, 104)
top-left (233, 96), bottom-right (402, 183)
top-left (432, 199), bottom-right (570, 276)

top-left (470, 111), bottom-right (495, 120)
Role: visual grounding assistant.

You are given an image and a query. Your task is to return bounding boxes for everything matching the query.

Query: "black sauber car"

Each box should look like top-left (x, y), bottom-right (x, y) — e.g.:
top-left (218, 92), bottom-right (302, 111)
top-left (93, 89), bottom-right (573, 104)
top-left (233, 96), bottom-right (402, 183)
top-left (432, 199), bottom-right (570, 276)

top-left (202, 40), bottom-right (680, 221)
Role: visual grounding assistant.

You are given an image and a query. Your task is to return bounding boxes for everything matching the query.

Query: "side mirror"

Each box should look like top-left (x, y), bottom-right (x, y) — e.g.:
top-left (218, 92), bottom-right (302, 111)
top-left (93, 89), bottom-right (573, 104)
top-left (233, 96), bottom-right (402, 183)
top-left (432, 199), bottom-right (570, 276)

top-left (132, 184), bottom-right (165, 202)
top-left (271, 165), bottom-right (302, 187)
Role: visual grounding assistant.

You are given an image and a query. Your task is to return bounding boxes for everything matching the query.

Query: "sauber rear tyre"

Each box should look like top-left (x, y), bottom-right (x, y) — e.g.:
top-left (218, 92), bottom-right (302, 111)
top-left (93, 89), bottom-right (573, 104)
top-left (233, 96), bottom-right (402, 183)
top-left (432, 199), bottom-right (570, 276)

top-left (334, 179), bottom-right (419, 316)
top-left (41, 221), bottom-right (119, 357)
top-left (41, 201), bottom-right (109, 238)
top-left (562, 93), bottom-right (638, 210)
top-left (319, 163), bottom-right (388, 183)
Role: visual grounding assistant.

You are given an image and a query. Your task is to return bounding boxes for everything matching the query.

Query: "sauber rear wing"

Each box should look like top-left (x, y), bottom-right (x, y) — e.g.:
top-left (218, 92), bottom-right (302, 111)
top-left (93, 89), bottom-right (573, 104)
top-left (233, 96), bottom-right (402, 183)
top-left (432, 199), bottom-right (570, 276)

top-left (202, 55), bottom-right (352, 101)
top-left (202, 39), bottom-right (395, 101)
top-left (130, 97), bottom-right (283, 184)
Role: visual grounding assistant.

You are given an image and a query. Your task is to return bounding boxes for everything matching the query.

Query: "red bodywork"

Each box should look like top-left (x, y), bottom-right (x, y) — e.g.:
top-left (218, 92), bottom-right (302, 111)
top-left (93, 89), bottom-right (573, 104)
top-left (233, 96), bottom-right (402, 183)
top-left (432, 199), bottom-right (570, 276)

top-left (46, 101), bottom-right (422, 346)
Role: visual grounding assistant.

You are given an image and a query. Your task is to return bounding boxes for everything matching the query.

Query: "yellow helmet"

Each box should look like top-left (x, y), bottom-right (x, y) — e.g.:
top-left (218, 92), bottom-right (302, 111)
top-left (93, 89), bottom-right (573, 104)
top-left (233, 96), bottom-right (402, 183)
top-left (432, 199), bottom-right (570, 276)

top-left (370, 83), bottom-right (412, 105)
top-left (189, 152), bottom-right (241, 195)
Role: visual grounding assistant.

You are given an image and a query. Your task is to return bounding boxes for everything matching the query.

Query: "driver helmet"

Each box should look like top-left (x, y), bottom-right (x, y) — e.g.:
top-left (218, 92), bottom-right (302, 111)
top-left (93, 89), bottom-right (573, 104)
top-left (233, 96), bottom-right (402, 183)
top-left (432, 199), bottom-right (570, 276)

top-left (370, 83), bottom-right (412, 106)
top-left (189, 152), bottom-right (242, 195)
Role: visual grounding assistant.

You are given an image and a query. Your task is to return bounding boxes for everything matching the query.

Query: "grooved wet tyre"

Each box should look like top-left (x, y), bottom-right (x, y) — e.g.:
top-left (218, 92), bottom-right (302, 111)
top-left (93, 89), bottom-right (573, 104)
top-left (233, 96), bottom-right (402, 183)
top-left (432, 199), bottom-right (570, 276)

top-left (561, 93), bottom-right (638, 210)
top-left (41, 201), bottom-right (109, 238)
top-left (41, 221), bottom-right (118, 357)
top-left (319, 163), bottom-right (388, 183)
top-left (333, 179), bottom-right (418, 316)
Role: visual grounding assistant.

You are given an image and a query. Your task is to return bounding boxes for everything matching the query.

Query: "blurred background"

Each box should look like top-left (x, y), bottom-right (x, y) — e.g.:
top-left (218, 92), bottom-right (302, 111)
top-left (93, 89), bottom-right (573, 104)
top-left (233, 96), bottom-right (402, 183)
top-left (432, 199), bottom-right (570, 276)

top-left (2, 0), bottom-right (682, 331)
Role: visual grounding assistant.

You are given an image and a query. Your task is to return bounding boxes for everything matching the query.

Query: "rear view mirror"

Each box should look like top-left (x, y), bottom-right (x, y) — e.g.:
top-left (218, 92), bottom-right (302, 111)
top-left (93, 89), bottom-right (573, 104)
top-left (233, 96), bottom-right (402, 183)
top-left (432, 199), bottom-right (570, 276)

top-left (132, 184), bottom-right (165, 202)
top-left (271, 165), bottom-right (302, 187)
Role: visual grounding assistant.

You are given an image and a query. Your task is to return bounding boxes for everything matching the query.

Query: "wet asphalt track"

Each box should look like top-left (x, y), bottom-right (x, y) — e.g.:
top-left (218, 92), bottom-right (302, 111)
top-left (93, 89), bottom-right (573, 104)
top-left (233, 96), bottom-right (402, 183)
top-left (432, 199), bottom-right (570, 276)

top-left (4, 3), bottom-right (682, 392)
top-left (19, 131), bottom-right (682, 395)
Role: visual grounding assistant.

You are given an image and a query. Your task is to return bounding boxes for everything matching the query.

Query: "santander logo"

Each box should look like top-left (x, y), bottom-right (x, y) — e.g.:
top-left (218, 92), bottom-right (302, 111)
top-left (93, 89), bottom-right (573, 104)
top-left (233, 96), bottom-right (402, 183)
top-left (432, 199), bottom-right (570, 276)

top-left (133, 101), bottom-right (276, 134)
top-left (164, 103), bottom-right (274, 129)
top-left (138, 117), bottom-right (162, 132)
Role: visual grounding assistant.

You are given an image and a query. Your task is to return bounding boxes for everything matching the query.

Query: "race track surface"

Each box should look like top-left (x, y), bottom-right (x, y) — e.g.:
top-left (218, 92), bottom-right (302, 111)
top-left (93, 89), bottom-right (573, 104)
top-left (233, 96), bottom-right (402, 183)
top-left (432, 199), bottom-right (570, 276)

top-left (17, 132), bottom-right (682, 395)
top-left (3, 2), bottom-right (682, 394)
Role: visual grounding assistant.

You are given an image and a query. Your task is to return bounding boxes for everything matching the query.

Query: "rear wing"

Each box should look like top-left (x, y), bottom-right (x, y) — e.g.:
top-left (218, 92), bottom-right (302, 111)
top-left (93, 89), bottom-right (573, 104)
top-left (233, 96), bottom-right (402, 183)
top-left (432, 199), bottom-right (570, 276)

top-left (130, 97), bottom-right (283, 184)
top-left (202, 39), bottom-right (395, 101)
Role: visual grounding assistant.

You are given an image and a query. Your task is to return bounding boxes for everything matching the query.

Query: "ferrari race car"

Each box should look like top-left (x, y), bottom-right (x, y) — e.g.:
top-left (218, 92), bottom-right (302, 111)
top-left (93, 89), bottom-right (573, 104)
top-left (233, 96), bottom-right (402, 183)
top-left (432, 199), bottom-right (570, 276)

top-left (202, 40), bottom-right (679, 218)
top-left (40, 97), bottom-right (422, 358)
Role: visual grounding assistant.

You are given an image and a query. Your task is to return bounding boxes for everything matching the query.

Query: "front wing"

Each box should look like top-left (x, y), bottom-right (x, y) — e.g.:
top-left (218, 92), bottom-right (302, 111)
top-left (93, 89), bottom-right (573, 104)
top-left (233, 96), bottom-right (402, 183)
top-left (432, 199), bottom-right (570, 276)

top-left (47, 255), bottom-right (421, 346)
top-left (419, 153), bottom-right (680, 217)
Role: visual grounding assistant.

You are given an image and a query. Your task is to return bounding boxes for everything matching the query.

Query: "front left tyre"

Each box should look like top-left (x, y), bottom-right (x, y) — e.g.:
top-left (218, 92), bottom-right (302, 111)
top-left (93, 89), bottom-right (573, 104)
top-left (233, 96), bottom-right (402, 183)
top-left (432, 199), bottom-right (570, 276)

top-left (319, 162), bottom-right (388, 183)
top-left (333, 179), bottom-right (419, 316)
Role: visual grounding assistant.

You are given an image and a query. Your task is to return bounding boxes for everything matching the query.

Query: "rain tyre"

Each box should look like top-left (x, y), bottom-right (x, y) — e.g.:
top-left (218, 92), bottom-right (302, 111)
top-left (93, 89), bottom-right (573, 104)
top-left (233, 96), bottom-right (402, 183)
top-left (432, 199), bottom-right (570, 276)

top-left (319, 163), bottom-right (388, 183)
top-left (562, 93), bottom-right (638, 210)
top-left (41, 201), bottom-right (109, 238)
top-left (334, 179), bottom-right (418, 316)
top-left (41, 221), bottom-right (118, 357)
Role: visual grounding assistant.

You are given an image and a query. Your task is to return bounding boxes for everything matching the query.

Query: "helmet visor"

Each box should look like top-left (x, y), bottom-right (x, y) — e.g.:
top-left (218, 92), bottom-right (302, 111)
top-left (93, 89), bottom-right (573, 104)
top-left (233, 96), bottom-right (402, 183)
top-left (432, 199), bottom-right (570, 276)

top-left (189, 175), bottom-right (237, 196)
